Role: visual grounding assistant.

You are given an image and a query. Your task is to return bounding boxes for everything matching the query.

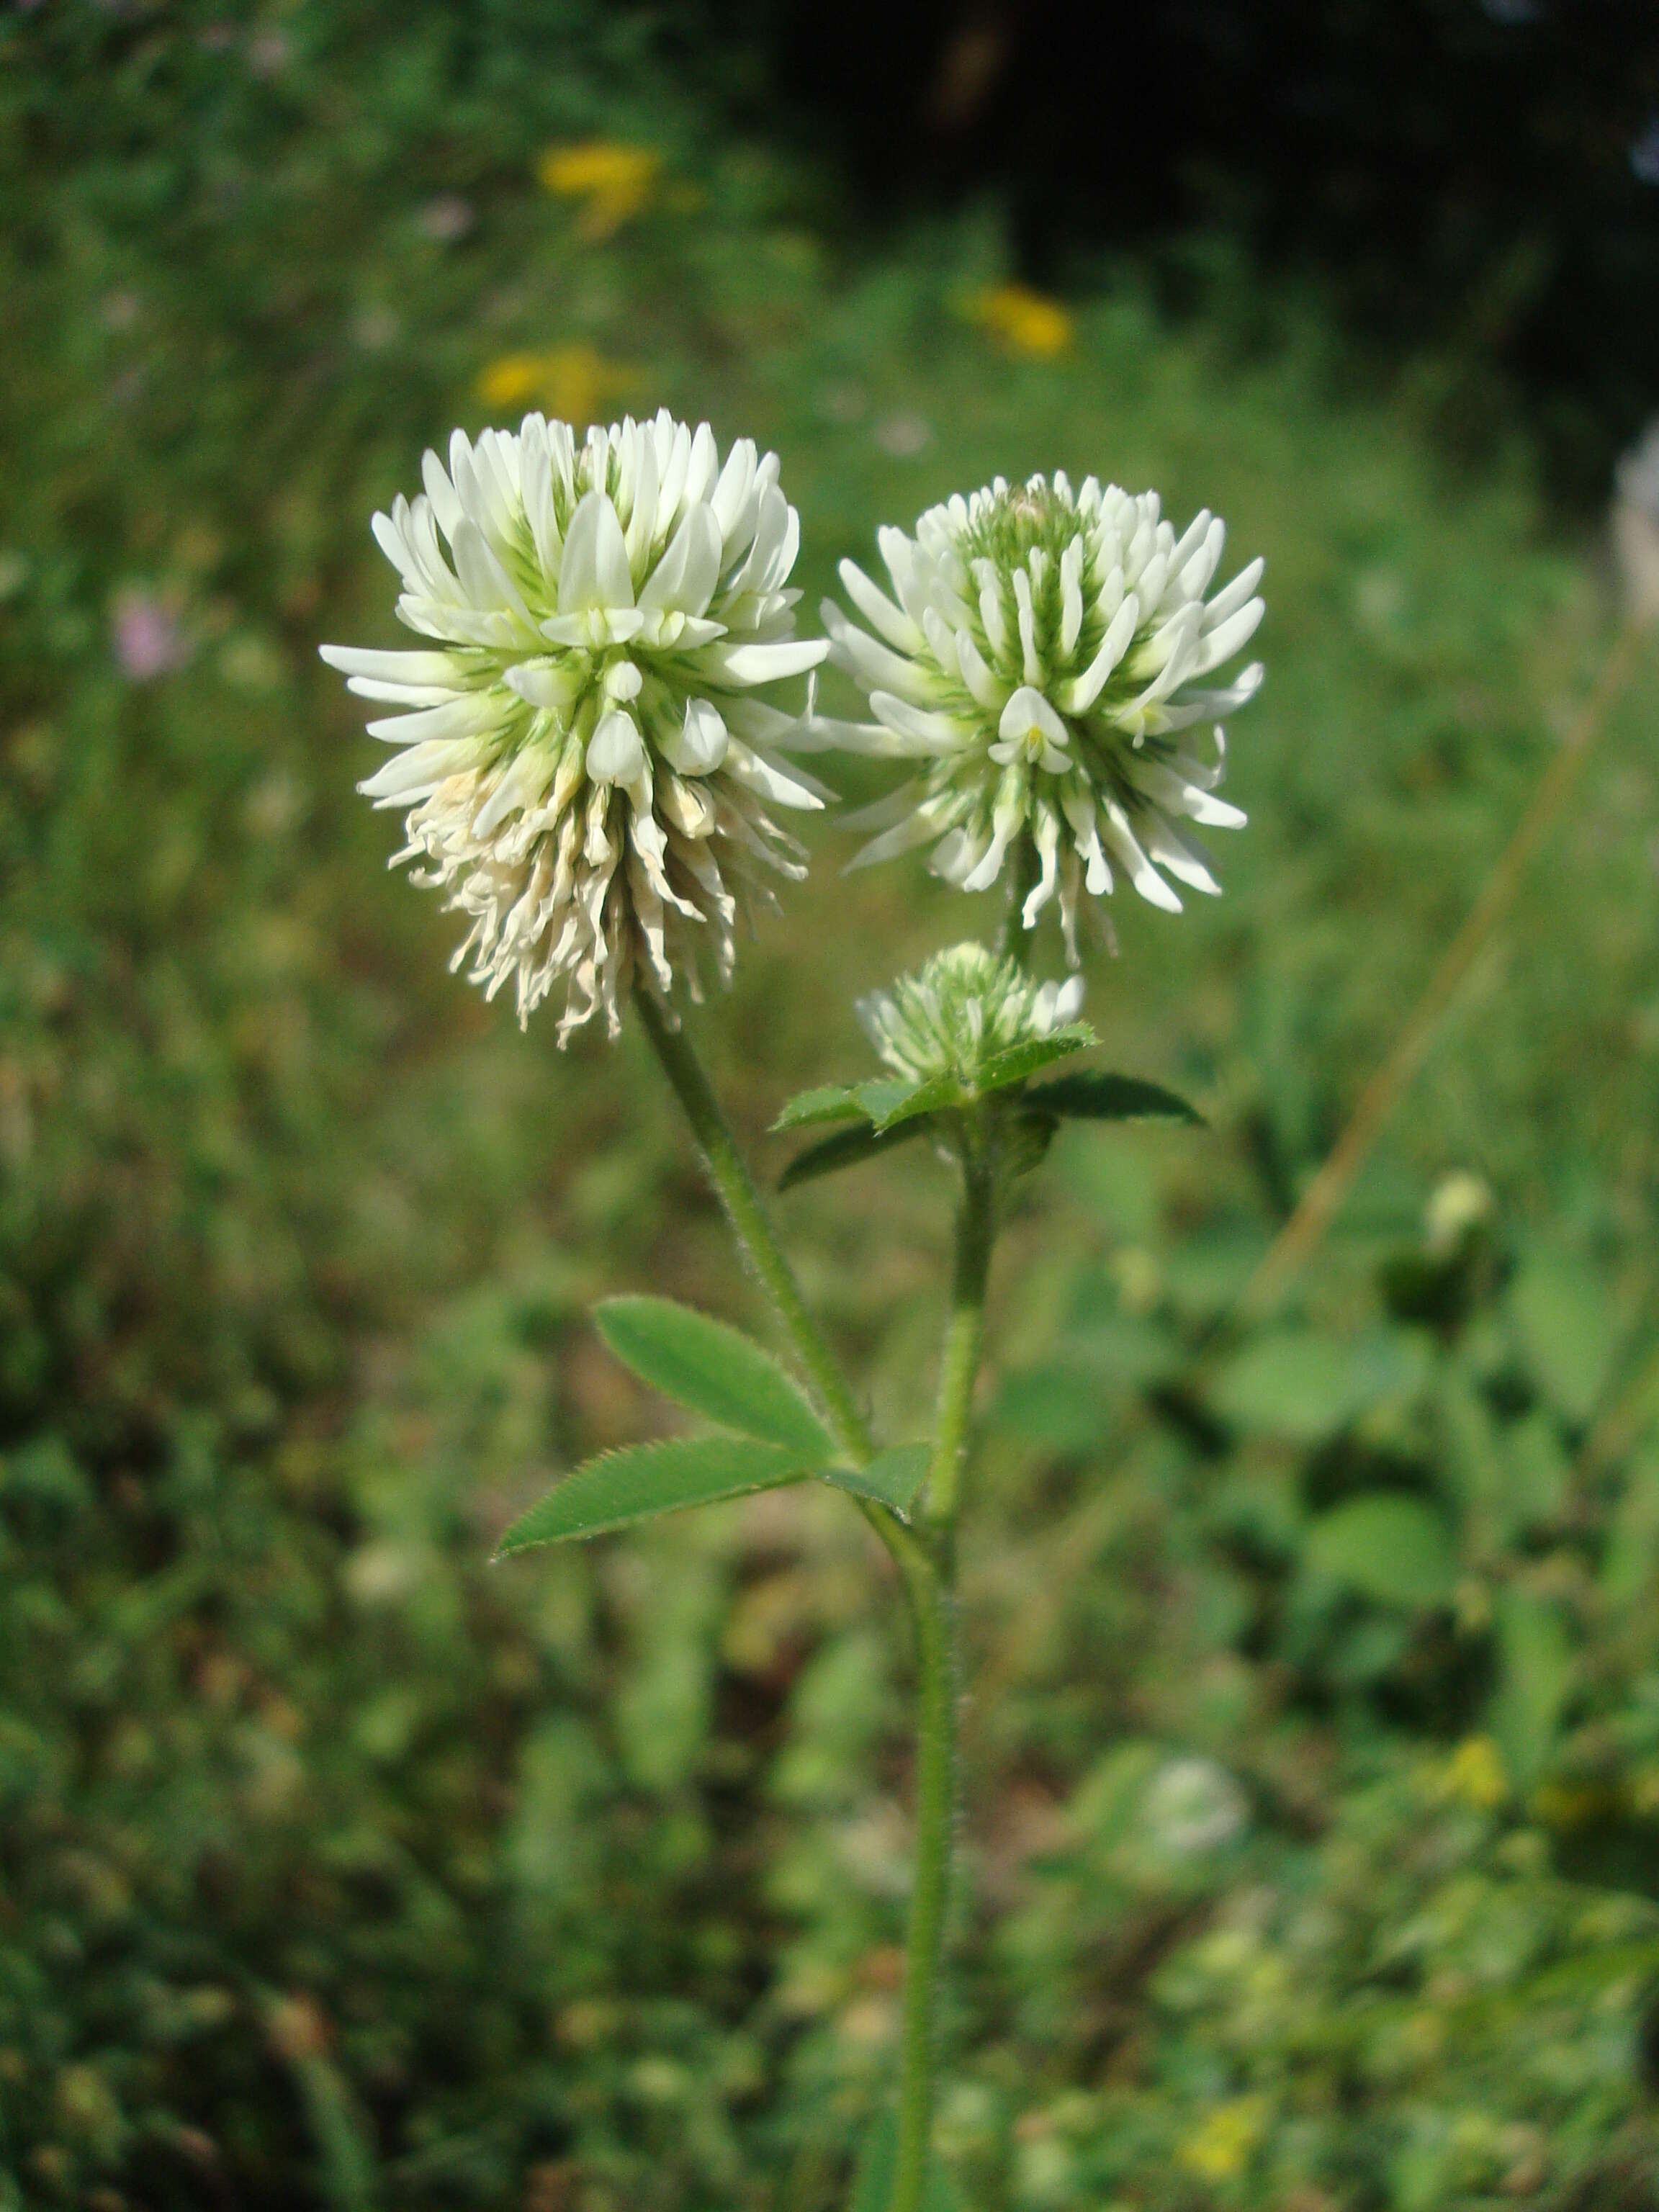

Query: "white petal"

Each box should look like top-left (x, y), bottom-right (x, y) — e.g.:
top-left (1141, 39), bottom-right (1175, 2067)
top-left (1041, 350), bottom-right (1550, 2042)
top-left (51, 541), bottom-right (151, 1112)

top-left (723, 742), bottom-right (824, 810)
top-left (869, 691), bottom-right (975, 753)
top-left (1192, 596), bottom-right (1264, 675)
top-left (840, 559), bottom-right (924, 652)
top-left (658, 698), bottom-right (729, 775)
top-left (1100, 803), bottom-right (1182, 912)
top-left (1201, 557), bottom-right (1265, 631)
top-left (1143, 818), bottom-right (1221, 894)
top-left (683, 422), bottom-right (720, 508)
top-left (624, 432), bottom-right (660, 575)
top-left (1053, 975), bottom-right (1086, 1023)
top-left (1140, 758), bottom-right (1248, 830)
top-left (504, 661), bottom-right (579, 710)
top-left (364, 693), bottom-right (505, 745)
top-left (357, 735), bottom-right (479, 801)
top-left (1062, 593), bottom-right (1140, 714)
top-left (586, 709), bottom-right (646, 784)
top-left (998, 685), bottom-right (1068, 748)
top-left (848, 806), bottom-right (950, 871)
top-left (641, 503), bottom-right (723, 614)
top-left (320, 644), bottom-right (467, 685)
top-left (821, 602), bottom-right (935, 703)
top-left (1059, 541), bottom-right (1084, 660)
top-left (711, 438), bottom-right (757, 546)
top-left (1022, 806), bottom-right (1061, 926)
top-left (559, 491), bottom-right (634, 613)
top-left (345, 676), bottom-right (460, 706)
top-left (953, 629), bottom-right (1003, 713)
top-left (1012, 569), bottom-right (1042, 686)
top-left (729, 485), bottom-right (791, 596)
top-left (451, 516), bottom-right (531, 624)
top-left (421, 449), bottom-right (465, 542)
top-left (653, 418), bottom-right (693, 534)
top-left (706, 637), bottom-right (828, 685)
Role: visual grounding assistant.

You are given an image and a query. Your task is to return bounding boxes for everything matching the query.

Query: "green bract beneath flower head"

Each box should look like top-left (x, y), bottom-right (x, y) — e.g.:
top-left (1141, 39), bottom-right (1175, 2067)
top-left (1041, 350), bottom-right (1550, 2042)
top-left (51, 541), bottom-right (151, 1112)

top-left (857, 942), bottom-right (1084, 1088)
top-left (322, 411), bottom-right (828, 1040)
top-left (820, 471), bottom-right (1264, 961)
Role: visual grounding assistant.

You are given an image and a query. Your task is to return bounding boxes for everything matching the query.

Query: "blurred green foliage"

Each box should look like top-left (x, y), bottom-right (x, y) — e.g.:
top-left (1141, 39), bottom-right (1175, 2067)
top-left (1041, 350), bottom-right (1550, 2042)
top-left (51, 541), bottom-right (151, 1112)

top-left (4, 6), bottom-right (1659, 2208)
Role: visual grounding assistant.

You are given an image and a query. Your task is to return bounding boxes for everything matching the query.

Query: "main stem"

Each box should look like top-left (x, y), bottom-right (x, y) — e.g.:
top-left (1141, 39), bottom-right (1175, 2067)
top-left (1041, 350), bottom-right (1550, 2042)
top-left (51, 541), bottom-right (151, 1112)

top-left (889, 1151), bottom-right (996, 2212)
top-left (633, 984), bottom-right (997, 2212)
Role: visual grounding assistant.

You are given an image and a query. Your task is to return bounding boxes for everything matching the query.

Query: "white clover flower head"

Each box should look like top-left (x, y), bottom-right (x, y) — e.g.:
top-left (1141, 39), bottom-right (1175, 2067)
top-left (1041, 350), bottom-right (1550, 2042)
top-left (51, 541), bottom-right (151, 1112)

top-left (822, 472), bottom-right (1264, 960)
top-left (321, 410), bottom-right (828, 1040)
top-left (855, 940), bottom-right (1085, 1088)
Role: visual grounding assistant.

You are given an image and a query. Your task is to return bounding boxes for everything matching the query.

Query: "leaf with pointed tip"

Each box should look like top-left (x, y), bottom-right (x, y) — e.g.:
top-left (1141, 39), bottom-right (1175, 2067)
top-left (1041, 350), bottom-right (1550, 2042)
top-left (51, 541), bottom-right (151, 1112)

top-left (595, 1297), bottom-right (834, 1457)
top-left (1026, 1070), bottom-right (1205, 1125)
top-left (970, 1022), bottom-right (1096, 1097)
top-left (779, 1118), bottom-right (929, 1192)
top-left (822, 1443), bottom-right (930, 1516)
top-left (773, 1084), bottom-right (868, 1131)
top-left (495, 1438), bottom-right (811, 1555)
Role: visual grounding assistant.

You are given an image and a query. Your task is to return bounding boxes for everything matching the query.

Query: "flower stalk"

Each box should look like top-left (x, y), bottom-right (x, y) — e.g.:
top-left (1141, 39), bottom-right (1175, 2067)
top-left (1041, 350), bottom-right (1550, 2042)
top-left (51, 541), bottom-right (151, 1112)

top-left (630, 981), bottom-right (872, 1469)
top-left (889, 1143), bottom-right (997, 2212)
top-left (635, 981), bottom-right (1000, 2212)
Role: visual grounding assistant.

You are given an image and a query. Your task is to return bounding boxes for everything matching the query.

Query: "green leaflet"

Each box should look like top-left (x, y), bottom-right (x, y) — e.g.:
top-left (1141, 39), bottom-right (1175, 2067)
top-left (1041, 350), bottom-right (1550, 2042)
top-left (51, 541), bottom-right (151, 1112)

top-left (771, 1083), bottom-right (871, 1130)
top-left (778, 1119), bottom-right (929, 1192)
top-left (595, 1295), bottom-right (835, 1457)
top-left (1026, 1069), bottom-right (1204, 1123)
top-left (495, 1437), bottom-right (811, 1553)
top-left (963, 1022), bottom-right (1096, 1094)
top-left (822, 1442), bottom-right (930, 1516)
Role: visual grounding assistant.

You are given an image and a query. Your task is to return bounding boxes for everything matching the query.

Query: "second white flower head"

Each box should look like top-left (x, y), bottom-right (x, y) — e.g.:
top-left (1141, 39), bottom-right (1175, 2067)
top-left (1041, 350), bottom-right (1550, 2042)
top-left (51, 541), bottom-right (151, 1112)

top-left (823, 472), bottom-right (1264, 957)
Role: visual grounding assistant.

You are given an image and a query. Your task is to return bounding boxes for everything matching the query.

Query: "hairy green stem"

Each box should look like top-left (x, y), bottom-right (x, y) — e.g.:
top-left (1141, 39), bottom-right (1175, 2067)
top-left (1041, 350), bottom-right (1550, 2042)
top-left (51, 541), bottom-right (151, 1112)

top-left (888, 1532), bottom-right (958, 2212)
top-left (924, 1156), bottom-right (996, 1531)
top-left (634, 983), bottom-right (997, 2212)
top-left (632, 981), bottom-right (873, 1467)
top-left (889, 1151), bottom-right (997, 2212)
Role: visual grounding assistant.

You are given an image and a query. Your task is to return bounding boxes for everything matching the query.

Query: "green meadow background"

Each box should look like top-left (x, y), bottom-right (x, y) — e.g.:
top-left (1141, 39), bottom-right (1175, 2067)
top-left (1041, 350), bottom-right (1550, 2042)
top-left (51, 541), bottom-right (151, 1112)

top-left (6, 7), bottom-right (1659, 2207)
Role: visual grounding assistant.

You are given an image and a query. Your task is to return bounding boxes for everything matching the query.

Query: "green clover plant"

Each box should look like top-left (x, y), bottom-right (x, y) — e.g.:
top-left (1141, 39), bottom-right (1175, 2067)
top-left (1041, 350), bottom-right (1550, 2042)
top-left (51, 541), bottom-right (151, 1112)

top-left (325, 426), bottom-right (1261, 2212)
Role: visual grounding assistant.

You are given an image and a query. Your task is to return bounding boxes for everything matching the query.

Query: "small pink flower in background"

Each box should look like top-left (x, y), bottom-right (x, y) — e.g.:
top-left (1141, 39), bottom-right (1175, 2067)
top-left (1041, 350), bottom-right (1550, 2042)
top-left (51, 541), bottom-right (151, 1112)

top-left (112, 589), bottom-right (189, 683)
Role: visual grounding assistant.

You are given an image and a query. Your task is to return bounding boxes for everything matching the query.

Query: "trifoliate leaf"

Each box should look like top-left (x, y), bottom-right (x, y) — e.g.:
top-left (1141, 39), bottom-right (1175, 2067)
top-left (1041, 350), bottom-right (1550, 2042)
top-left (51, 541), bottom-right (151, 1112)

top-left (495, 1438), bottom-right (812, 1554)
top-left (1026, 1069), bottom-right (1204, 1123)
top-left (595, 1297), bottom-right (834, 1457)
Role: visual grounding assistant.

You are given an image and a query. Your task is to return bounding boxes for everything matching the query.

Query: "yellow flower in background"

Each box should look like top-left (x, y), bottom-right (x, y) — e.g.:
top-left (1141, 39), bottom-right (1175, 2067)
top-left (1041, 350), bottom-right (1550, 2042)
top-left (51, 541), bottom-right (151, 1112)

top-left (964, 283), bottom-right (1075, 359)
top-left (477, 354), bottom-right (547, 410)
top-left (1177, 2096), bottom-right (1269, 2182)
top-left (536, 141), bottom-right (661, 238)
top-left (476, 345), bottom-right (634, 425)
top-left (1443, 1735), bottom-right (1509, 1811)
